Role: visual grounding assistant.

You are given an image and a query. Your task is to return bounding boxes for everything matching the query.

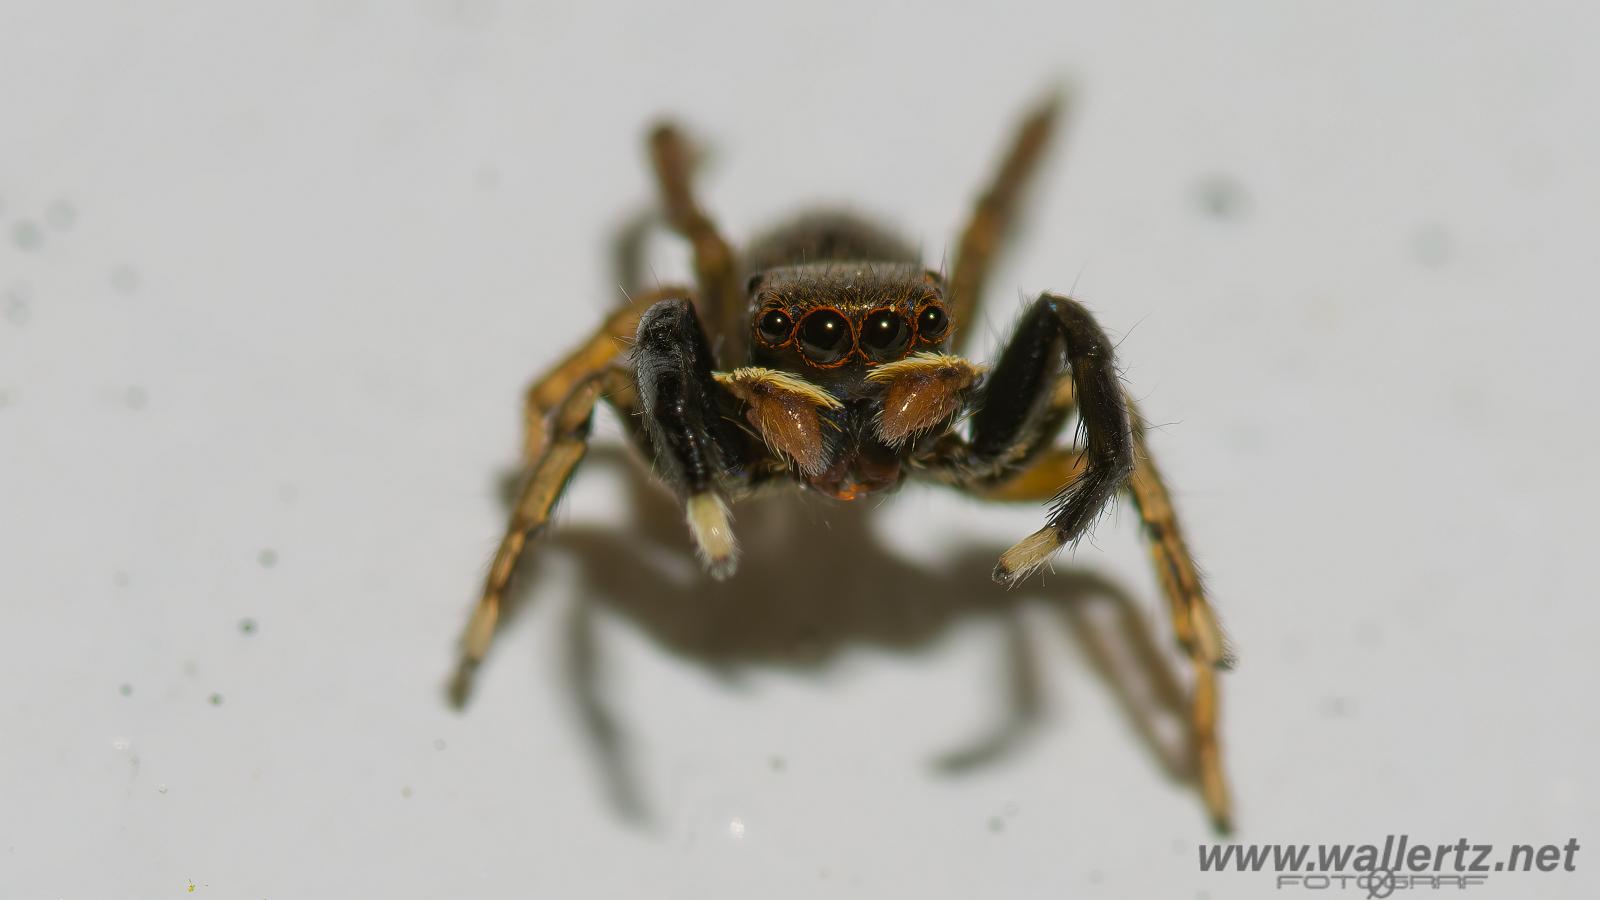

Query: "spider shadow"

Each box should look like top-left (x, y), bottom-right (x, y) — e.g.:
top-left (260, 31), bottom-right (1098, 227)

top-left (459, 446), bottom-right (1201, 825)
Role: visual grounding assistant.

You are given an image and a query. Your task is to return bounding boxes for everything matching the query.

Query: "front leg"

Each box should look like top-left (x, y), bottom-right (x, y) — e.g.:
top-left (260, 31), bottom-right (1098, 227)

top-left (633, 298), bottom-right (751, 578)
top-left (967, 293), bottom-right (1134, 584)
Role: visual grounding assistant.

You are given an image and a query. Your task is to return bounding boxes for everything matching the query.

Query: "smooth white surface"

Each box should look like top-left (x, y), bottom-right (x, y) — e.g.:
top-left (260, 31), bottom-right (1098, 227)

top-left (3, 2), bottom-right (1598, 897)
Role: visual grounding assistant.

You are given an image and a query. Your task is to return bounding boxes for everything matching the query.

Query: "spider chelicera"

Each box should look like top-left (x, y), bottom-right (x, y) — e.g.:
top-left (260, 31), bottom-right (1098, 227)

top-left (456, 93), bottom-right (1234, 830)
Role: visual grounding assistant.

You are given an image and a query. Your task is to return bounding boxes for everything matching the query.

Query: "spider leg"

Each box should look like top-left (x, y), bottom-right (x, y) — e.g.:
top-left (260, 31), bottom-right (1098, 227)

top-left (948, 92), bottom-right (1065, 354)
top-left (965, 293), bottom-right (1133, 584)
top-left (519, 286), bottom-right (688, 464)
top-left (973, 445), bottom-right (1087, 501)
top-left (963, 383), bottom-right (1228, 665)
top-left (1123, 413), bottom-right (1230, 670)
top-left (462, 366), bottom-right (634, 671)
top-left (648, 123), bottom-right (744, 363)
top-left (632, 297), bottom-right (752, 578)
top-left (943, 396), bottom-right (1234, 831)
top-left (1125, 411), bottom-right (1233, 831)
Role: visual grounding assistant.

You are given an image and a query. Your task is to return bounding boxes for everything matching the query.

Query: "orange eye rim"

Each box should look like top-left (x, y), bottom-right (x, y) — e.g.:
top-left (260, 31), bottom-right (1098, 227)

top-left (753, 305), bottom-right (797, 349)
top-left (914, 302), bottom-right (951, 344)
top-left (793, 306), bottom-right (857, 369)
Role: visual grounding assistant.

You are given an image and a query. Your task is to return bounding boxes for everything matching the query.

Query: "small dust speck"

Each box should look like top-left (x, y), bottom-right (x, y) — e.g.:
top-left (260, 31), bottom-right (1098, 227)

top-left (239, 618), bottom-right (258, 635)
top-left (1410, 223), bottom-right (1454, 267)
top-left (3, 282), bottom-right (31, 325)
top-left (1194, 175), bottom-right (1250, 221)
top-left (157, 783), bottom-right (168, 794)
top-left (124, 386), bottom-right (148, 410)
top-left (110, 265), bottom-right (142, 294)
top-left (208, 693), bottom-right (224, 706)
top-left (112, 736), bottom-right (131, 751)
top-left (768, 755), bottom-right (786, 773)
top-left (258, 548), bottom-right (278, 568)
top-left (12, 220), bottom-right (44, 250)
top-left (1319, 696), bottom-right (1351, 718)
top-left (119, 683), bottom-right (133, 697)
top-left (113, 570), bottom-right (131, 587)
top-left (1089, 869), bottom-right (1104, 885)
top-left (433, 738), bottom-right (447, 751)
top-left (45, 200), bottom-right (77, 230)
top-left (401, 786), bottom-right (413, 798)
top-left (988, 817), bottom-right (1005, 833)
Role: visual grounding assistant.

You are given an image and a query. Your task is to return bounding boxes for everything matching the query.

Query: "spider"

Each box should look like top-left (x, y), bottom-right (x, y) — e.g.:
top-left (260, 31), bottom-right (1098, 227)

top-left (456, 93), bottom-right (1234, 830)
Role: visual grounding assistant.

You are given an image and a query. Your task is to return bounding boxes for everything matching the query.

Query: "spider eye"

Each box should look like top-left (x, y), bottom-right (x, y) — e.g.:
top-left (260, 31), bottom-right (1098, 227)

top-left (859, 310), bottom-right (912, 362)
top-left (917, 304), bottom-right (949, 341)
top-left (797, 309), bottom-right (852, 365)
top-left (757, 308), bottom-right (794, 345)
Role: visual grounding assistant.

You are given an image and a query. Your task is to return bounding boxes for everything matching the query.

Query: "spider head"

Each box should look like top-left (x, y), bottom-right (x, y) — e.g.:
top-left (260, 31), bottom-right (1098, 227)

top-left (745, 263), bottom-right (951, 380)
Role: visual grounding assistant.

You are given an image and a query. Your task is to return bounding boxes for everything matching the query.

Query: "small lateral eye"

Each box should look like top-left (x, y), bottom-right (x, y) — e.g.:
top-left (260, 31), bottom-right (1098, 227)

top-left (797, 309), bottom-right (852, 366)
top-left (917, 304), bottom-right (949, 341)
top-left (757, 308), bottom-right (794, 344)
top-left (860, 309), bottom-right (912, 362)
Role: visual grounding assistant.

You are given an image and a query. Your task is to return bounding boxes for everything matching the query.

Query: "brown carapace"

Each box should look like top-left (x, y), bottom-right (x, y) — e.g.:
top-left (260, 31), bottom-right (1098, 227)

top-left (456, 93), bottom-right (1235, 832)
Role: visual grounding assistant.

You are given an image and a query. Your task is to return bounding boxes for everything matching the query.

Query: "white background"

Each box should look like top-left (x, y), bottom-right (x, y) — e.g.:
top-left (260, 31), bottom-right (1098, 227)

top-left (3, 2), bottom-right (1597, 898)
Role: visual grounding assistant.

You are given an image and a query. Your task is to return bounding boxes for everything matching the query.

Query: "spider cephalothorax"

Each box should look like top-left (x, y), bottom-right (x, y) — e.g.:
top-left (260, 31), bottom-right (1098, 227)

top-left (747, 263), bottom-right (949, 371)
top-left (725, 260), bottom-right (973, 500)
top-left (458, 94), bottom-right (1235, 831)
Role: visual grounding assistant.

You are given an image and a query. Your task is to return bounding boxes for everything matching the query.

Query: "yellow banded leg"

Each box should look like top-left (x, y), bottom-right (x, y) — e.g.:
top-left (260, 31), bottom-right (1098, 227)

top-left (466, 368), bottom-right (630, 669)
top-left (970, 418), bottom-right (1234, 830)
top-left (1124, 411), bottom-right (1233, 831)
top-left (520, 288), bottom-right (688, 463)
top-left (948, 93), bottom-right (1065, 355)
top-left (648, 124), bottom-right (742, 360)
top-left (977, 446), bottom-right (1088, 503)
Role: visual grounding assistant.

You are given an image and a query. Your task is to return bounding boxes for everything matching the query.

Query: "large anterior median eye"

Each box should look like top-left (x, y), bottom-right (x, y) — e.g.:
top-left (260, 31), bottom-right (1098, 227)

top-left (797, 309), bottom-right (852, 366)
top-left (860, 309), bottom-right (912, 362)
top-left (757, 308), bottom-right (794, 345)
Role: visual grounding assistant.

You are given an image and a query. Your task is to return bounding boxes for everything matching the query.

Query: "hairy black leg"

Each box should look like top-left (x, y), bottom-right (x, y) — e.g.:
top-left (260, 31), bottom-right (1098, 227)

top-left (968, 293), bottom-right (1133, 584)
top-left (633, 297), bottom-right (750, 577)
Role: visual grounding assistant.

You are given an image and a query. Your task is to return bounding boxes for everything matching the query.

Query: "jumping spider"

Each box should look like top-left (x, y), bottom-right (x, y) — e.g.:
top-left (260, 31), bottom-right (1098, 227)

top-left (458, 94), bottom-right (1234, 829)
